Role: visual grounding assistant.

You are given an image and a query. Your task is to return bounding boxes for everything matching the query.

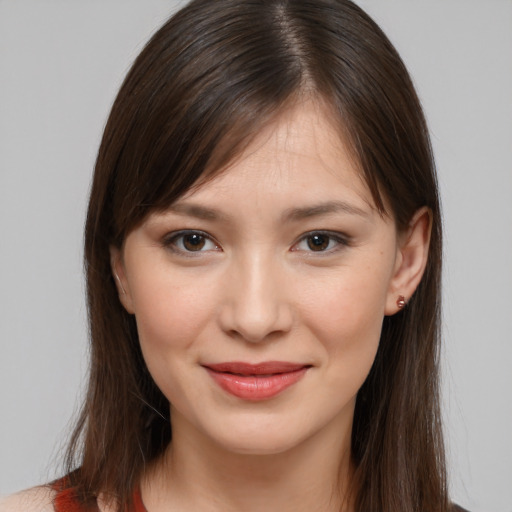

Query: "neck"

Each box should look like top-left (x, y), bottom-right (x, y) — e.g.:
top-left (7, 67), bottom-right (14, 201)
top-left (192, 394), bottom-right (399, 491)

top-left (142, 409), bottom-right (356, 512)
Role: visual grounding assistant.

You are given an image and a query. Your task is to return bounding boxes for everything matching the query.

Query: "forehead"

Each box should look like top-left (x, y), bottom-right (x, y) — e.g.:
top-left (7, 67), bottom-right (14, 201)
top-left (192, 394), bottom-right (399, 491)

top-left (183, 100), bottom-right (375, 211)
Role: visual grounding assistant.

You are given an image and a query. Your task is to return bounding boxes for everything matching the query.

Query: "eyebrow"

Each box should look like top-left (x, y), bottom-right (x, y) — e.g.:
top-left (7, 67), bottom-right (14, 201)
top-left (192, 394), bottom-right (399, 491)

top-left (281, 200), bottom-right (370, 222)
top-left (167, 203), bottom-right (228, 221)
top-left (166, 199), bottom-right (369, 223)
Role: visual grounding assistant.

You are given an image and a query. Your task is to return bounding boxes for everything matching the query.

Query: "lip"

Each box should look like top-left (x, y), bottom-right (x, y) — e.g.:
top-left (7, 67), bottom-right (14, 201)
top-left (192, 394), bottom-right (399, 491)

top-left (203, 361), bottom-right (310, 401)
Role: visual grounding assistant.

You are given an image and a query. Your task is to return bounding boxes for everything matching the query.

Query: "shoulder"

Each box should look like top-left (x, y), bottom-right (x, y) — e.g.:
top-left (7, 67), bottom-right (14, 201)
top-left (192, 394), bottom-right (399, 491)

top-left (0, 486), bottom-right (55, 512)
top-left (452, 504), bottom-right (471, 512)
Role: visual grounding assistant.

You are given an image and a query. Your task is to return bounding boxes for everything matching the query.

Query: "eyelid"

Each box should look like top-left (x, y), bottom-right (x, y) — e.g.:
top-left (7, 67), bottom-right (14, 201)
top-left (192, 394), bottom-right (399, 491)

top-left (291, 230), bottom-right (350, 254)
top-left (162, 229), bottom-right (221, 255)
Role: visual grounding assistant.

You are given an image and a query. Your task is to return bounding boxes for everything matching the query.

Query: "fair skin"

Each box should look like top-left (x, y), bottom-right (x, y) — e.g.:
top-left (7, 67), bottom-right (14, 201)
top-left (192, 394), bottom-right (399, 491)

top-left (112, 101), bottom-right (430, 512)
top-left (1, 100), bottom-right (430, 512)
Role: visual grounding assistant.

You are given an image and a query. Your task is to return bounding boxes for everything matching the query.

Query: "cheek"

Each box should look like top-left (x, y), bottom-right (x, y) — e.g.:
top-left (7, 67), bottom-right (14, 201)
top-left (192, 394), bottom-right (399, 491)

top-left (299, 261), bottom-right (392, 381)
top-left (128, 267), bottom-right (222, 410)
top-left (129, 266), bottom-right (219, 361)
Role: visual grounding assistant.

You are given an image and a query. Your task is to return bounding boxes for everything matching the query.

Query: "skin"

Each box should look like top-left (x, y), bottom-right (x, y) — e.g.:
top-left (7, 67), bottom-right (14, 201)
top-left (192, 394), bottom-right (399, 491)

top-left (107, 100), bottom-right (432, 512)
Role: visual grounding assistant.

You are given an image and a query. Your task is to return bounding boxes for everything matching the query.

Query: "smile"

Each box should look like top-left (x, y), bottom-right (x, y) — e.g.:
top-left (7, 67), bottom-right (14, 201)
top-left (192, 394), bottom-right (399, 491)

top-left (203, 362), bottom-right (310, 401)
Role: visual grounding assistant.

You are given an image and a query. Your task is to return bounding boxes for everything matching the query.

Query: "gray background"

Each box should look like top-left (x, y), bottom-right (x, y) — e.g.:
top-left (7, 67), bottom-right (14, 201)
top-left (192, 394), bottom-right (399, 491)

top-left (1, 1), bottom-right (511, 511)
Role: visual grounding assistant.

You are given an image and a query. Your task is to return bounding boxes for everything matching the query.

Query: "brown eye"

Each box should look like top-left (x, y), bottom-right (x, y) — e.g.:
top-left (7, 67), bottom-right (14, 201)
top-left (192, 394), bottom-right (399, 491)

top-left (182, 233), bottom-right (206, 251)
top-left (306, 234), bottom-right (330, 251)
top-left (164, 231), bottom-right (219, 254)
top-left (291, 231), bottom-right (349, 254)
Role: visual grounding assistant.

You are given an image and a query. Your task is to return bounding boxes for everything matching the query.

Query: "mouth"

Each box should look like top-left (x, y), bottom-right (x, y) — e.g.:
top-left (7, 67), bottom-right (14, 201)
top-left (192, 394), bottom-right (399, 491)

top-left (203, 361), bottom-right (311, 401)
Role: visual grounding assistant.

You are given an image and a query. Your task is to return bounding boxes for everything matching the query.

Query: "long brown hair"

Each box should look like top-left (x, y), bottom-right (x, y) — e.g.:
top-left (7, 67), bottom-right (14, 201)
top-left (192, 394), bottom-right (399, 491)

top-left (65, 1), bottom-right (448, 510)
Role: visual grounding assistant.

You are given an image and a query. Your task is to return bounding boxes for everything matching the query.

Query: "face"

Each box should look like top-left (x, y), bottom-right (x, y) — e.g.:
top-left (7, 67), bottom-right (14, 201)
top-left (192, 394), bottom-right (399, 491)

top-left (113, 101), bottom-right (421, 456)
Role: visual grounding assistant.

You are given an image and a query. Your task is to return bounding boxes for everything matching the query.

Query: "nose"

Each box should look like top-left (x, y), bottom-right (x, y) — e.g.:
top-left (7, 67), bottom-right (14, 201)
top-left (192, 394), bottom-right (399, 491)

top-left (218, 254), bottom-right (294, 343)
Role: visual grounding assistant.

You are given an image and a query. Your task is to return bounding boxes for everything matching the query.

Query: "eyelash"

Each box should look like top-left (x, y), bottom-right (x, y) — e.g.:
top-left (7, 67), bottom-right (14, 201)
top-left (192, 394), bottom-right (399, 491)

top-left (161, 230), bottom-right (350, 256)
top-left (162, 230), bottom-right (221, 256)
top-left (292, 231), bottom-right (350, 254)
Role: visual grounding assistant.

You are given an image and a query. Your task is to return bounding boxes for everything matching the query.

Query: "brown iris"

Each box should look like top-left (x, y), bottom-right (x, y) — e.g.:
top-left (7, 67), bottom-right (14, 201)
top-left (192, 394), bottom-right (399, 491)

top-left (183, 233), bottom-right (206, 251)
top-left (307, 234), bottom-right (330, 251)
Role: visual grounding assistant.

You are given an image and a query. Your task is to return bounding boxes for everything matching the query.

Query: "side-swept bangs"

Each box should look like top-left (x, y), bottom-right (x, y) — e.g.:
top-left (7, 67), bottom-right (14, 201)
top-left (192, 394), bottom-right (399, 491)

top-left (74, 2), bottom-right (446, 511)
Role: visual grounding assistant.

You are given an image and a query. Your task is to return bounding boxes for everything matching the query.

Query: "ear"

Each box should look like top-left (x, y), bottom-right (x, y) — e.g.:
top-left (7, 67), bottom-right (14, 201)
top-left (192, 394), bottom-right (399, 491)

top-left (109, 246), bottom-right (135, 314)
top-left (385, 207), bottom-right (432, 315)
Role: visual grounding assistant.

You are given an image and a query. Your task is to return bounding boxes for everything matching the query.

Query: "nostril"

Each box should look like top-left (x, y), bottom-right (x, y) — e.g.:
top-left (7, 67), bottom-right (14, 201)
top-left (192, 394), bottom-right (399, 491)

top-left (217, 276), bottom-right (294, 342)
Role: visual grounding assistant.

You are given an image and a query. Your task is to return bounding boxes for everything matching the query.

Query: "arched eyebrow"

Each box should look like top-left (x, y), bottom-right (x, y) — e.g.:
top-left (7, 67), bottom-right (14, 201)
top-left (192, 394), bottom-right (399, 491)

top-left (281, 201), bottom-right (370, 222)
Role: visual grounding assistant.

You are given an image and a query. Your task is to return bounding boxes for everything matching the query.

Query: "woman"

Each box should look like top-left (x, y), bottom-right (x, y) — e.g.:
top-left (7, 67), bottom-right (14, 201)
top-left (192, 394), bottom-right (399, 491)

top-left (1, 0), bottom-right (467, 510)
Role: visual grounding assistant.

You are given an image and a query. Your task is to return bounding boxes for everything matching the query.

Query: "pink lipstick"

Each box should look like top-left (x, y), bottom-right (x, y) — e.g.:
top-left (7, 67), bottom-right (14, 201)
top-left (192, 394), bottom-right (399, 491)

top-left (203, 361), bottom-right (309, 401)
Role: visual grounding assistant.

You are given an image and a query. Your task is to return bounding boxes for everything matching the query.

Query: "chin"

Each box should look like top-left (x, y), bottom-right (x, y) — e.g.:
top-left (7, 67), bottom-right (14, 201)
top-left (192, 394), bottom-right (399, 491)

top-left (204, 413), bottom-right (316, 456)
top-left (216, 432), bottom-right (305, 456)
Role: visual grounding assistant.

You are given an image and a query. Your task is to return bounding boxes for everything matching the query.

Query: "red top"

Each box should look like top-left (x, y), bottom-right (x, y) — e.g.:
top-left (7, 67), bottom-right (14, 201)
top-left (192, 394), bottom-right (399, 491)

top-left (52, 479), bottom-right (146, 512)
top-left (51, 478), bottom-right (470, 512)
